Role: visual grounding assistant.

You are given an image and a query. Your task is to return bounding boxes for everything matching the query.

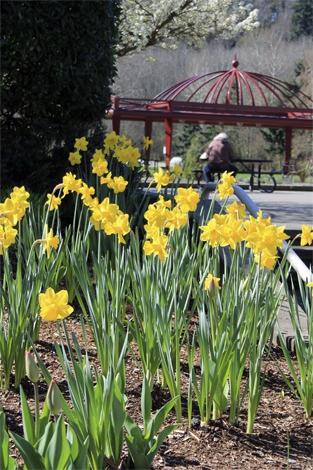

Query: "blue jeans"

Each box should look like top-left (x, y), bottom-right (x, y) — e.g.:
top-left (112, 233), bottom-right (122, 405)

top-left (203, 162), bottom-right (238, 183)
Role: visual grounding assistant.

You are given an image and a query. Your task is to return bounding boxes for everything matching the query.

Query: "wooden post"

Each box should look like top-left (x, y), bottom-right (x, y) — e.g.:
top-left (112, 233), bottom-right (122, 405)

top-left (164, 118), bottom-right (172, 169)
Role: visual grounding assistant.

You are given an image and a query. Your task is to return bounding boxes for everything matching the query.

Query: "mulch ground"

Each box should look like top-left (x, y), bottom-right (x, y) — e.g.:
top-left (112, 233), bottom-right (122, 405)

top-left (1, 315), bottom-right (312, 469)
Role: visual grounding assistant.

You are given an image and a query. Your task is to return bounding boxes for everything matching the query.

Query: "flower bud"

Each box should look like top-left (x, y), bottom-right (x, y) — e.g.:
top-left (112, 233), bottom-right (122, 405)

top-left (204, 274), bottom-right (221, 299)
top-left (25, 351), bottom-right (40, 383)
top-left (207, 278), bottom-right (217, 299)
top-left (47, 379), bottom-right (63, 415)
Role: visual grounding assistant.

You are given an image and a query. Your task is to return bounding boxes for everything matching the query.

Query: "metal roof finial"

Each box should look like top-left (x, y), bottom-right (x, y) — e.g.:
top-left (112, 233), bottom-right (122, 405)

top-left (232, 55), bottom-right (239, 68)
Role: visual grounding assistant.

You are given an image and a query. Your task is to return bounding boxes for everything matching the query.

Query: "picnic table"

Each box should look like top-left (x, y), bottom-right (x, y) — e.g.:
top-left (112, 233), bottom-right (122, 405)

top-left (193, 158), bottom-right (276, 192)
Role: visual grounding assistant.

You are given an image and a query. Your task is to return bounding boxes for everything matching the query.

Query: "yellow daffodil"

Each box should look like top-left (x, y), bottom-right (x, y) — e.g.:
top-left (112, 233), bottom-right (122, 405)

top-left (104, 131), bottom-right (119, 150)
top-left (204, 273), bottom-right (221, 298)
top-left (115, 145), bottom-right (141, 169)
top-left (219, 216), bottom-right (246, 249)
top-left (171, 164), bottom-right (183, 177)
top-left (107, 176), bottom-right (128, 193)
top-left (226, 201), bottom-right (246, 219)
top-left (164, 206), bottom-right (188, 231)
top-left (153, 167), bottom-right (174, 192)
top-left (0, 224), bottom-right (18, 254)
top-left (0, 198), bottom-right (21, 226)
top-left (217, 181), bottom-right (234, 199)
top-left (79, 183), bottom-right (95, 206)
top-left (199, 217), bottom-right (223, 248)
top-left (10, 186), bottom-right (30, 212)
top-left (221, 171), bottom-right (236, 186)
top-left (100, 172), bottom-right (113, 186)
top-left (104, 212), bottom-right (130, 244)
top-left (254, 250), bottom-right (278, 270)
top-left (45, 193), bottom-right (62, 211)
top-left (74, 137), bottom-right (89, 151)
top-left (89, 197), bottom-right (119, 231)
top-left (143, 233), bottom-right (169, 262)
top-left (119, 134), bottom-right (132, 147)
top-left (62, 173), bottom-right (83, 196)
top-left (91, 148), bottom-right (105, 162)
top-left (92, 158), bottom-right (109, 177)
top-left (143, 136), bottom-right (153, 150)
top-left (69, 150), bottom-right (82, 166)
top-left (0, 187), bottom-right (30, 226)
top-left (256, 210), bottom-right (271, 226)
top-left (300, 225), bottom-right (313, 246)
top-left (39, 288), bottom-right (73, 321)
top-left (174, 187), bottom-right (200, 213)
top-left (36, 225), bottom-right (59, 258)
top-left (155, 195), bottom-right (172, 210)
top-left (144, 203), bottom-right (169, 229)
top-left (307, 281), bottom-right (313, 297)
top-left (144, 223), bottom-right (162, 240)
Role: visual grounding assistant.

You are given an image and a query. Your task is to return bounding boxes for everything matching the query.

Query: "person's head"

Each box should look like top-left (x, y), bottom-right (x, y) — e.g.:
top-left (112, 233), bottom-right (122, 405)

top-left (214, 132), bottom-right (228, 141)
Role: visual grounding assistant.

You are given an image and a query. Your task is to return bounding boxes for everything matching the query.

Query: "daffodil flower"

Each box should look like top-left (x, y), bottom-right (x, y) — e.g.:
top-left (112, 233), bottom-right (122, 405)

top-left (300, 225), bottom-right (313, 246)
top-left (69, 150), bottom-right (82, 165)
top-left (0, 224), bottom-right (18, 254)
top-left (45, 193), bottom-right (61, 211)
top-left (74, 137), bottom-right (89, 151)
top-left (153, 168), bottom-right (174, 192)
top-left (39, 288), bottom-right (73, 321)
top-left (107, 176), bottom-right (128, 193)
top-left (174, 187), bottom-right (200, 213)
top-left (143, 136), bottom-right (153, 150)
top-left (34, 225), bottom-right (59, 258)
top-left (92, 158), bottom-right (109, 177)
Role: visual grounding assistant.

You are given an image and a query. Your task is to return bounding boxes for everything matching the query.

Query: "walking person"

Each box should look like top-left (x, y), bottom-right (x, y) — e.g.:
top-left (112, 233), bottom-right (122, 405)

top-left (201, 133), bottom-right (238, 183)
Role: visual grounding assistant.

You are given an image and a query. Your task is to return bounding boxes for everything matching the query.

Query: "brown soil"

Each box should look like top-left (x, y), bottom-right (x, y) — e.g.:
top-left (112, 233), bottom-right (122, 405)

top-left (1, 315), bottom-right (312, 470)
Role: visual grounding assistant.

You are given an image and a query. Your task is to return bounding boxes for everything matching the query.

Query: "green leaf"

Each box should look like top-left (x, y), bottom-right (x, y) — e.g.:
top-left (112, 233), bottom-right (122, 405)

top-left (141, 373), bottom-right (152, 432)
top-left (38, 401), bottom-right (51, 438)
top-left (147, 424), bottom-right (179, 463)
top-left (46, 415), bottom-right (71, 470)
top-left (20, 386), bottom-right (35, 445)
top-left (0, 409), bottom-right (16, 470)
top-left (9, 431), bottom-right (45, 470)
top-left (152, 395), bottom-right (178, 435)
top-left (124, 414), bottom-right (143, 442)
top-left (36, 421), bottom-right (54, 458)
top-left (124, 435), bottom-right (150, 470)
top-left (73, 436), bottom-right (89, 470)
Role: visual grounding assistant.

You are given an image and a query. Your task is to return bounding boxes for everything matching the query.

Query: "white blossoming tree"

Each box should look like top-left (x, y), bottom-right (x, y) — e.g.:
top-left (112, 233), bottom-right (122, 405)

top-left (117, 0), bottom-right (260, 56)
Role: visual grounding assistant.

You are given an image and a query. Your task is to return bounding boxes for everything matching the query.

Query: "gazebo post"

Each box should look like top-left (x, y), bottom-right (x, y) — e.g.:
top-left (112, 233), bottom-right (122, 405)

top-left (284, 128), bottom-right (292, 173)
top-left (164, 118), bottom-right (172, 169)
top-left (144, 119), bottom-right (153, 174)
top-left (112, 96), bottom-right (121, 134)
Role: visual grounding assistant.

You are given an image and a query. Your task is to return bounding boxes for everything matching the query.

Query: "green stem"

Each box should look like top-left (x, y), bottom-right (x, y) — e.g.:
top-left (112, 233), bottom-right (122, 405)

top-left (34, 382), bottom-right (40, 441)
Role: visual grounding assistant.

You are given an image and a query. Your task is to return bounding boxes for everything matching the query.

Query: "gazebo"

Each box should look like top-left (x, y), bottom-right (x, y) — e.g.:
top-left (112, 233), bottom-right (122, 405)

top-left (110, 59), bottom-right (313, 169)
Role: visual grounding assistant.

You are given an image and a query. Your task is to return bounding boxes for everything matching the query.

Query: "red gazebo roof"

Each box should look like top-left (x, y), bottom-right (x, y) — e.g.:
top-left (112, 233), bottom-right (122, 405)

top-left (154, 59), bottom-right (310, 109)
top-left (110, 59), bottom-right (313, 166)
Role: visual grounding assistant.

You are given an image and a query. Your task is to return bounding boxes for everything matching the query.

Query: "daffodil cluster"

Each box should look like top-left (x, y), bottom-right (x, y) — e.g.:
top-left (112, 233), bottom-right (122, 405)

top-left (143, 187), bottom-right (200, 262)
top-left (68, 131), bottom-right (152, 184)
top-left (217, 171), bottom-right (236, 199)
top-left (46, 131), bottom-right (149, 245)
top-left (0, 186), bottom-right (30, 254)
top-left (200, 205), bottom-right (289, 270)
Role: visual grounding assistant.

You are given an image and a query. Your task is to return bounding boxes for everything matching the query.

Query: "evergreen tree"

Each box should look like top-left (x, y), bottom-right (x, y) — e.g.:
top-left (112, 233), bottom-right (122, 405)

top-left (290, 0), bottom-right (313, 39)
top-left (1, 0), bottom-right (120, 191)
top-left (260, 128), bottom-right (285, 162)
